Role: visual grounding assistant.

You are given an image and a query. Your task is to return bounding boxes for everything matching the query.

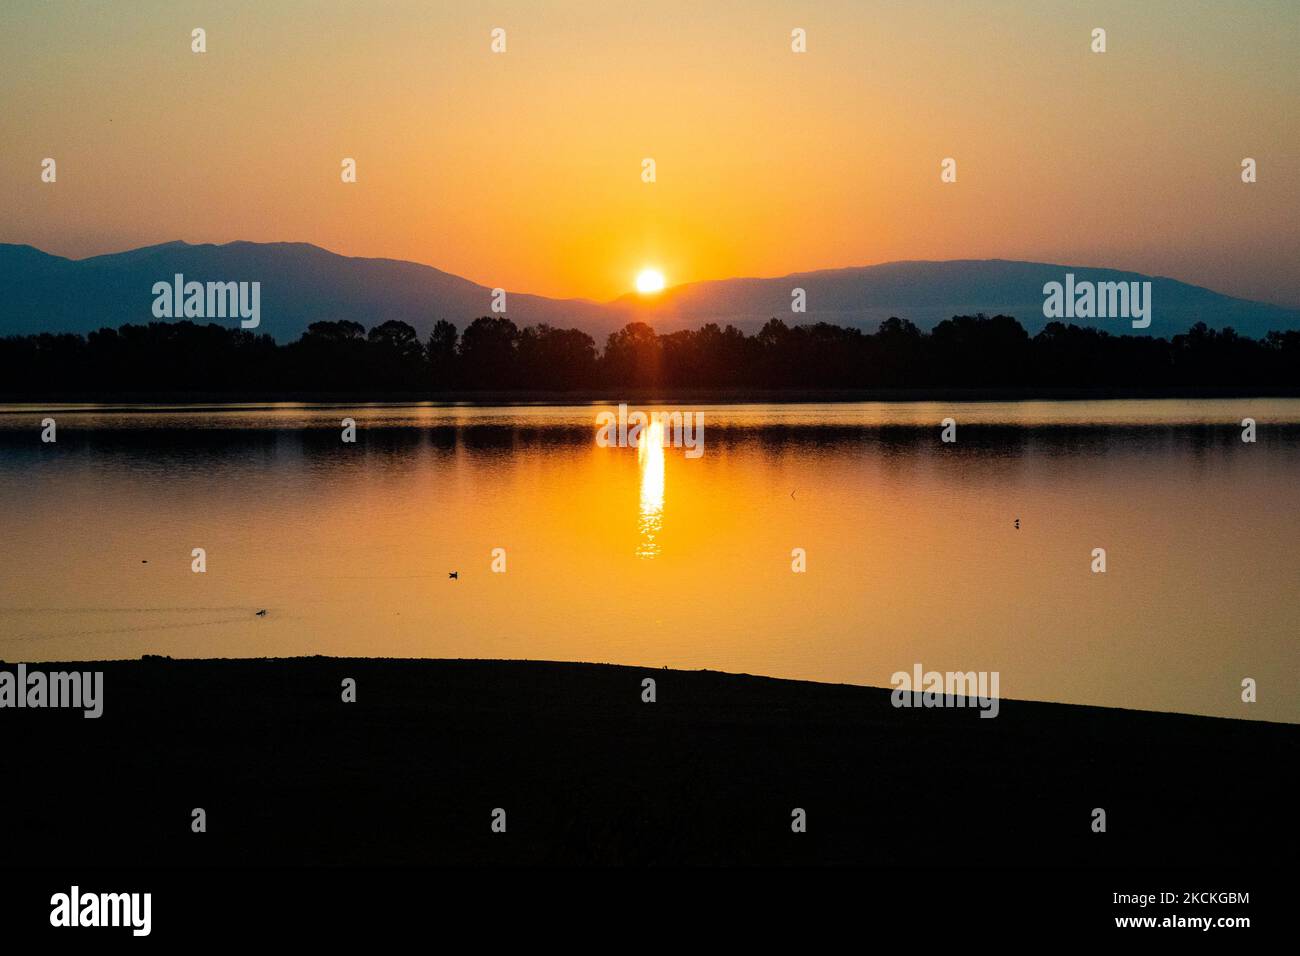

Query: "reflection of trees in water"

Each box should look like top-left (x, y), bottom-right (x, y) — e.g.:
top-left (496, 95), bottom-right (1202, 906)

top-left (2, 420), bottom-right (1299, 470)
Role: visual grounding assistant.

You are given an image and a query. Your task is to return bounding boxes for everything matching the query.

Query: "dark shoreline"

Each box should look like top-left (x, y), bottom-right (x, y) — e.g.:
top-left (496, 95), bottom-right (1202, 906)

top-left (5, 657), bottom-right (1295, 867)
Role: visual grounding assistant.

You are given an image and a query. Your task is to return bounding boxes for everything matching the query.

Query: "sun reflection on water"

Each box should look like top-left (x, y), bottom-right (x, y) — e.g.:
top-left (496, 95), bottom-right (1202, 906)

top-left (636, 419), bottom-right (665, 558)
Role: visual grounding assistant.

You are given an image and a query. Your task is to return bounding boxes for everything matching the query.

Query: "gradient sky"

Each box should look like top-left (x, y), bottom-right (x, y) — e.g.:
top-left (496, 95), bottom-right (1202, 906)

top-left (1, 0), bottom-right (1297, 304)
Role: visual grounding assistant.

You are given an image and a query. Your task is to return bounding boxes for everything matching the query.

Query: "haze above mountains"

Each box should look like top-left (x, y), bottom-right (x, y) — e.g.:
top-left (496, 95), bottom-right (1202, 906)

top-left (2, 240), bottom-right (1297, 343)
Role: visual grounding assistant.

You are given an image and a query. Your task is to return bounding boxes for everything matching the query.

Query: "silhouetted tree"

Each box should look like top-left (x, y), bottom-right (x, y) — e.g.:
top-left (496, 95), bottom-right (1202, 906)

top-left (427, 319), bottom-right (459, 389)
top-left (459, 316), bottom-right (520, 389)
top-left (930, 314), bottom-right (1029, 386)
top-left (4, 313), bottom-right (1300, 398)
top-left (602, 322), bottom-right (661, 387)
top-left (517, 324), bottom-right (597, 389)
top-left (366, 320), bottom-right (424, 388)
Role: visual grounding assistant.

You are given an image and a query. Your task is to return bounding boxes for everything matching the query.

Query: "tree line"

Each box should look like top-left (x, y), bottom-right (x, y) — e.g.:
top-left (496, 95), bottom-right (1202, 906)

top-left (2, 314), bottom-right (1299, 395)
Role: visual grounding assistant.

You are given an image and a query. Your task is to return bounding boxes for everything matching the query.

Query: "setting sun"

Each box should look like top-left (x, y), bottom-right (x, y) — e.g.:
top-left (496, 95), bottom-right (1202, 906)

top-left (635, 268), bottom-right (666, 295)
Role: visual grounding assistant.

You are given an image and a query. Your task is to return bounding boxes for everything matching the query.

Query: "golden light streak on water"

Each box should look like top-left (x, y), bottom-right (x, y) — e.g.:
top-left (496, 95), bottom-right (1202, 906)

top-left (636, 419), bottom-right (665, 559)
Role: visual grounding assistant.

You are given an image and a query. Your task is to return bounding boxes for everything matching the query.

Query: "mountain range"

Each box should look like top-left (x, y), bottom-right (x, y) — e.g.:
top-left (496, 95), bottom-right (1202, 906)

top-left (2, 240), bottom-right (1297, 342)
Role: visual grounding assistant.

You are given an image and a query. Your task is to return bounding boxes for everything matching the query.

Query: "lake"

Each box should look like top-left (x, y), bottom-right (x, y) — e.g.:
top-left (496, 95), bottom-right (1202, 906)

top-left (2, 399), bottom-right (1297, 723)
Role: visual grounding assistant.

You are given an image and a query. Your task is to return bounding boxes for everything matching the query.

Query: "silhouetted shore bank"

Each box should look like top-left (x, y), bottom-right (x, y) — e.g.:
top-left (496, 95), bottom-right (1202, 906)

top-left (4, 657), bottom-right (1294, 866)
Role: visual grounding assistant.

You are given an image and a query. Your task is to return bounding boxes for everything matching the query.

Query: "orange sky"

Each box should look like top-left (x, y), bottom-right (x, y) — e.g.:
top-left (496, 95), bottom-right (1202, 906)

top-left (1, 0), bottom-right (1297, 304)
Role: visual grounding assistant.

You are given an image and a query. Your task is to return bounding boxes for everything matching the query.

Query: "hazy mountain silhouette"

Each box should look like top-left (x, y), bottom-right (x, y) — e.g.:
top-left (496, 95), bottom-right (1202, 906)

top-left (615, 260), bottom-right (1300, 338)
top-left (2, 240), bottom-right (1297, 341)
top-left (0, 241), bottom-right (610, 342)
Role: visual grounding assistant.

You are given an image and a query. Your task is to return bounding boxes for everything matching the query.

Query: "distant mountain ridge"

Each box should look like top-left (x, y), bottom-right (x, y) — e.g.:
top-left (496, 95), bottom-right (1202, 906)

top-left (2, 240), bottom-right (1297, 342)
top-left (0, 241), bottom-right (611, 342)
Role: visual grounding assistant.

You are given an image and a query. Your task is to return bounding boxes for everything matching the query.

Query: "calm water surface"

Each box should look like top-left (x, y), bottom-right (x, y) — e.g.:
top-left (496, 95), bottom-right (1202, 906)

top-left (2, 400), bottom-right (1297, 722)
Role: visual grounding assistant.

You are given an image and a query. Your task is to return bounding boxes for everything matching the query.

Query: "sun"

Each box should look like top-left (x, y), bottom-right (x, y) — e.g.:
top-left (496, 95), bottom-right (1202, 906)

top-left (635, 268), bottom-right (666, 295)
